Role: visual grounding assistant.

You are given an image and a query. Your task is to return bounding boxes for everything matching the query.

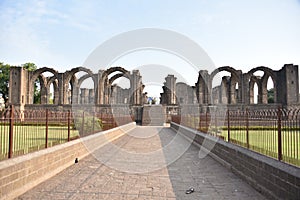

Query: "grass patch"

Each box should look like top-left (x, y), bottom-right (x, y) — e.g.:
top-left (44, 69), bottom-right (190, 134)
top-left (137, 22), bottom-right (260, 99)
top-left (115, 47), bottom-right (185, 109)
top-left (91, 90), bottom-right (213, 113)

top-left (219, 129), bottom-right (300, 166)
top-left (0, 125), bottom-right (79, 159)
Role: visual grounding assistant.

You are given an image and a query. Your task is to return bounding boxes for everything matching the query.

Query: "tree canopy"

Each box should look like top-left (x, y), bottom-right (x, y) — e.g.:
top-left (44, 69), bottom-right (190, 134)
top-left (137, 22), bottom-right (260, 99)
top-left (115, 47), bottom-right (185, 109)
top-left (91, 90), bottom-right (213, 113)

top-left (267, 88), bottom-right (274, 103)
top-left (0, 62), bottom-right (11, 101)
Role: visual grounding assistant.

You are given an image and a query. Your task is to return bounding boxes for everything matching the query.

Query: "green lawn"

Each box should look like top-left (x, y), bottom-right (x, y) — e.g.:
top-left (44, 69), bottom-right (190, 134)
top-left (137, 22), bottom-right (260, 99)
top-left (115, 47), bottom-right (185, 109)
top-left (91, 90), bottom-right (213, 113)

top-left (181, 119), bottom-right (300, 166)
top-left (218, 129), bottom-right (300, 166)
top-left (0, 125), bottom-right (79, 160)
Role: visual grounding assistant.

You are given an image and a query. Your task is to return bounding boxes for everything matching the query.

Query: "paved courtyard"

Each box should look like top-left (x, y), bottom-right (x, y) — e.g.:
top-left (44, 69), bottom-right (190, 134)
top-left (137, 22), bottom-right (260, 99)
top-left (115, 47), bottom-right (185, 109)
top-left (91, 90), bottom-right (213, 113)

top-left (17, 126), bottom-right (266, 199)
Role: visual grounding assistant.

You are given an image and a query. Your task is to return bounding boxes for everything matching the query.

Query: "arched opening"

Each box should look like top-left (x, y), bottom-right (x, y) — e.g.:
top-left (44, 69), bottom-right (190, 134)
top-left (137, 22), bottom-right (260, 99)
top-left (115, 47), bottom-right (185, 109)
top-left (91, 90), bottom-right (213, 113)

top-left (247, 67), bottom-right (277, 104)
top-left (79, 76), bottom-right (94, 104)
top-left (267, 76), bottom-right (275, 103)
top-left (68, 82), bottom-right (72, 104)
top-left (249, 76), bottom-right (259, 104)
top-left (64, 67), bottom-right (96, 105)
top-left (210, 67), bottom-right (240, 104)
top-left (254, 82), bottom-right (258, 104)
top-left (48, 82), bottom-right (54, 104)
top-left (29, 67), bottom-right (58, 105)
top-left (110, 75), bottom-right (131, 104)
top-left (33, 77), bottom-right (41, 104)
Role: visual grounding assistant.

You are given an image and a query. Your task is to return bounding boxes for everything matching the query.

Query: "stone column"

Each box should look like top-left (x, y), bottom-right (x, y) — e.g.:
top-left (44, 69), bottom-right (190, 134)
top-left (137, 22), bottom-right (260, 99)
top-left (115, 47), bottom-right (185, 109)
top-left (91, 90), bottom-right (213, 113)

top-left (131, 70), bottom-right (143, 105)
top-left (57, 73), bottom-right (64, 105)
top-left (197, 70), bottom-right (209, 104)
top-left (80, 88), bottom-right (89, 104)
top-left (97, 70), bottom-right (105, 105)
top-left (165, 75), bottom-right (177, 105)
top-left (40, 83), bottom-right (48, 104)
top-left (89, 89), bottom-right (94, 104)
top-left (241, 73), bottom-right (250, 105)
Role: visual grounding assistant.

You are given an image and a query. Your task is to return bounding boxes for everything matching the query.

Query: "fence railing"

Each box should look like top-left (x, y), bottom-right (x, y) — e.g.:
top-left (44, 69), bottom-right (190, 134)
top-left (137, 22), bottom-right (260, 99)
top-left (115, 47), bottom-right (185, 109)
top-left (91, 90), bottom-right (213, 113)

top-left (171, 107), bottom-right (300, 167)
top-left (0, 105), bottom-right (134, 161)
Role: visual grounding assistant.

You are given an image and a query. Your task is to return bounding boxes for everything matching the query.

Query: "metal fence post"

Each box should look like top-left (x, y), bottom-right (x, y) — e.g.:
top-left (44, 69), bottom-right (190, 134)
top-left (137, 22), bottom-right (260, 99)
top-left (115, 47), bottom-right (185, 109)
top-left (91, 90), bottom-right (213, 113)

top-left (277, 106), bottom-right (282, 161)
top-left (227, 109), bottom-right (230, 142)
top-left (206, 110), bottom-right (208, 133)
top-left (45, 109), bottom-right (49, 148)
top-left (246, 108), bottom-right (249, 149)
top-left (81, 111), bottom-right (85, 136)
top-left (8, 105), bottom-right (14, 159)
top-left (92, 111), bottom-right (95, 133)
top-left (199, 110), bottom-right (202, 131)
top-left (67, 110), bottom-right (70, 141)
top-left (215, 111), bottom-right (217, 136)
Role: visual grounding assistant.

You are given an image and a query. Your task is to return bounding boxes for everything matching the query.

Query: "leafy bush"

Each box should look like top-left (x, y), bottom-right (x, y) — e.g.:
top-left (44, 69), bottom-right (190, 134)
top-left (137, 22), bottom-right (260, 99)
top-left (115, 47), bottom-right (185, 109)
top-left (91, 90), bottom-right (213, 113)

top-left (74, 116), bottom-right (103, 135)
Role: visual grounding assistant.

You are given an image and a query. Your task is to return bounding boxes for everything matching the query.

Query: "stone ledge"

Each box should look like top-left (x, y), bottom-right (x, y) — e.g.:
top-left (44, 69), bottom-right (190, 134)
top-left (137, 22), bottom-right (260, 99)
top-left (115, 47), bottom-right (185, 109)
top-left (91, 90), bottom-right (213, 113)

top-left (171, 122), bottom-right (300, 200)
top-left (0, 122), bottom-right (136, 200)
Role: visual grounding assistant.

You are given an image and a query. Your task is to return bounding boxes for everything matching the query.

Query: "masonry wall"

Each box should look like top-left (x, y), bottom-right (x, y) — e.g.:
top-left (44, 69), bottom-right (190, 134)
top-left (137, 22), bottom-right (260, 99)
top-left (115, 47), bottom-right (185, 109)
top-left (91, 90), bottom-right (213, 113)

top-left (0, 122), bottom-right (136, 200)
top-left (171, 122), bottom-right (300, 200)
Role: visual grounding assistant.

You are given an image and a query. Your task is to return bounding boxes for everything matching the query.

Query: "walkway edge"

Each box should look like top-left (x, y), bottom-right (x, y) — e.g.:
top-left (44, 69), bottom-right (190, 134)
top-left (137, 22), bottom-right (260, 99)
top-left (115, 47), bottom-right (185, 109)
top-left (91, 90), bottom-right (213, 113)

top-left (170, 122), bottom-right (300, 200)
top-left (0, 122), bottom-right (136, 200)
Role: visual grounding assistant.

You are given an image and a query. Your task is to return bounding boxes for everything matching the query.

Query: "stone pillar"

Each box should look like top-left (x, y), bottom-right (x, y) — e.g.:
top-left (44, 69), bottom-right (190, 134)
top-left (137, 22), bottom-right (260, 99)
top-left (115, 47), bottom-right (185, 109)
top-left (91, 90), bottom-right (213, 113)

top-left (131, 70), bottom-right (143, 105)
top-left (257, 78), bottom-right (263, 104)
top-left (9, 67), bottom-right (28, 107)
top-left (221, 76), bottom-right (229, 104)
top-left (97, 70), bottom-right (105, 105)
top-left (89, 89), bottom-right (94, 104)
top-left (57, 73), bottom-right (65, 105)
top-left (40, 83), bottom-right (48, 104)
top-left (196, 70), bottom-right (209, 104)
top-left (93, 74), bottom-right (98, 104)
top-left (80, 88), bottom-right (89, 104)
top-left (276, 64), bottom-right (299, 105)
top-left (241, 74), bottom-right (250, 105)
top-left (165, 75), bottom-right (177, 105)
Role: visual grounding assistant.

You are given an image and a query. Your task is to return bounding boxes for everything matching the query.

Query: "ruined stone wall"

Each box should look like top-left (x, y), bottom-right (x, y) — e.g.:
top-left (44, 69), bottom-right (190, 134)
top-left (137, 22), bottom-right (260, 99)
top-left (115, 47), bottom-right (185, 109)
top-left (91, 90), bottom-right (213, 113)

top-left (160, 64), bottom-right (299, 107)
top-left (9, 66), bottom-right (145, 109)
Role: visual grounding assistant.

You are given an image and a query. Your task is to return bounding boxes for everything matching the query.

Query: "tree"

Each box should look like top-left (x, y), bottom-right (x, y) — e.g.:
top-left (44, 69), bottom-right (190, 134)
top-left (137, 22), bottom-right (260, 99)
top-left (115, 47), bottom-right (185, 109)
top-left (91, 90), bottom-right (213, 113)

top-left (267, 88), bottom-right (274, 103)
top-left (0, 62), bottom-right (11, 103)
top-left (22, 62), bottom-right (37, 71)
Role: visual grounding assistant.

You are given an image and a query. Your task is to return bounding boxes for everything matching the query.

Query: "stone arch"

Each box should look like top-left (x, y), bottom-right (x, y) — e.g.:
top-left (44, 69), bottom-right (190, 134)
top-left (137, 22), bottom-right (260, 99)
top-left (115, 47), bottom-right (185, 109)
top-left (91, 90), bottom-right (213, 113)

top-left (210, 66), bottom-right (240, 81)
top-left (209, 66), bottom-right (241, 104)
top-left (249, 76), bottom-right (260, 104)
top-left (29, 67), bottom-right (58, 104)
top-left (64, 67), bottom-right (96, 104)
top-left (46, 76), bottom-right (59, 104)
top-left (78, 74), bottom-right (94, 88)
top-left (108, 73), bottom-right (131, 85)
top-left (109, 73), bottom-right (132, 104)
top-left (98, 67), bottom-right (132, 105)
top-left (247, 66), bottom-right (277, 104)
top-left (30, 67), bottom-right (58, 83)
top-left (65, 67), bottom-right (95, 84)
top-left (103, 67), bottom-right (129, 78)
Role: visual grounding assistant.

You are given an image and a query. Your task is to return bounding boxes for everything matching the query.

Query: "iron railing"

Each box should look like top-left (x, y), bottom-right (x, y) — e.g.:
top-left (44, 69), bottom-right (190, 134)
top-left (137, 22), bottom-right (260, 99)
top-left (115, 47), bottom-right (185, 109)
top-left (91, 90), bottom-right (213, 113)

top-left (171, 107), bottom-right (300, 167)
top-left (0, 105), bottom-right (134, 161)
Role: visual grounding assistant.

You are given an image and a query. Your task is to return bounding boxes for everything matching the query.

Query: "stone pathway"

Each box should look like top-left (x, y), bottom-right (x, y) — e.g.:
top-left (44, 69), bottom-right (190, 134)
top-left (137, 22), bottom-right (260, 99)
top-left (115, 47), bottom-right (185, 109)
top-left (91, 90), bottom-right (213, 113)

top-left (17, 126), bottom-right (266, 199)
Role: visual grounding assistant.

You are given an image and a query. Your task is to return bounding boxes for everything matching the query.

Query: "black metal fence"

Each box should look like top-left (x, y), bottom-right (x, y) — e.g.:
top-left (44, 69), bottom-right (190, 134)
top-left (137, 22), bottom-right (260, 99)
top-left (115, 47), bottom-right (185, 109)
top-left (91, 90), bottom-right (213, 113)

top-left (0, 105), bottom-right (134, 161)
top-left (171, 107), bottom-right (300, 167)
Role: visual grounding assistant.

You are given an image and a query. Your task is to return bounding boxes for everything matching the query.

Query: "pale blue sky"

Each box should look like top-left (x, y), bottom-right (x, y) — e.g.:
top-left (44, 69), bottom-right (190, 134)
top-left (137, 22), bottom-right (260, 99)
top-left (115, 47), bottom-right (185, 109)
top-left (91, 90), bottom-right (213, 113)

top-left (1, 0), bottom-right (300, 97)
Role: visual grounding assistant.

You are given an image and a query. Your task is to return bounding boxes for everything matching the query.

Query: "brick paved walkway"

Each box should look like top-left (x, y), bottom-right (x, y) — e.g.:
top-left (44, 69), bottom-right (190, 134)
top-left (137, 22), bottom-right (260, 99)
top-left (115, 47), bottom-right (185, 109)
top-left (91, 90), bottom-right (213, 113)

top-left (17, 126), bottom-right (265, 199)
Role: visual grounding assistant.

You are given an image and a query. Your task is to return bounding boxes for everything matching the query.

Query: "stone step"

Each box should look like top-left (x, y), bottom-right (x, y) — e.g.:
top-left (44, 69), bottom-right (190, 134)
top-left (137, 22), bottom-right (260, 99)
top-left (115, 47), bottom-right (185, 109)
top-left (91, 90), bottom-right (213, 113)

top-left (142, 105), bottom-right (166, 126)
